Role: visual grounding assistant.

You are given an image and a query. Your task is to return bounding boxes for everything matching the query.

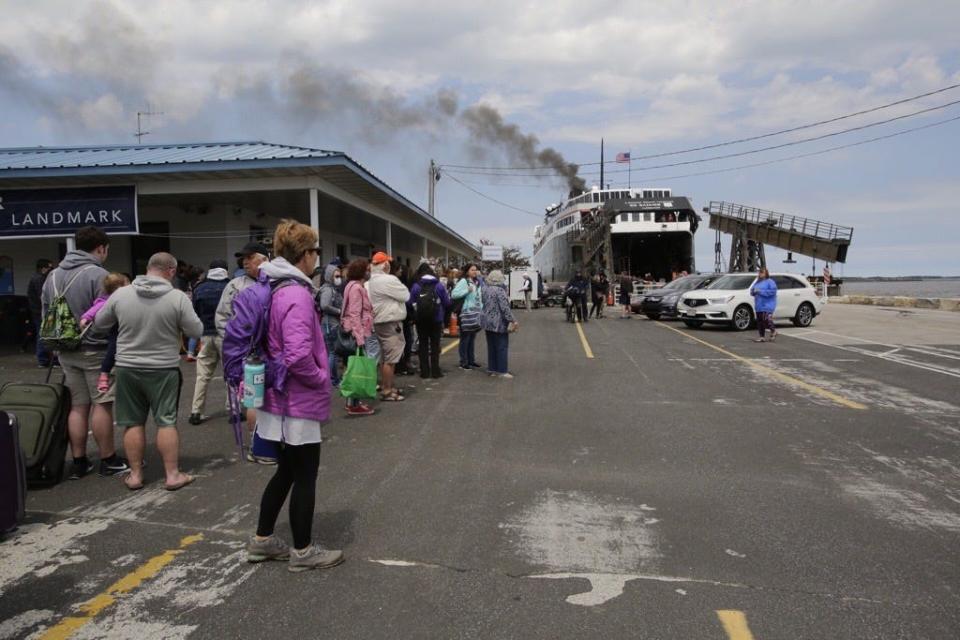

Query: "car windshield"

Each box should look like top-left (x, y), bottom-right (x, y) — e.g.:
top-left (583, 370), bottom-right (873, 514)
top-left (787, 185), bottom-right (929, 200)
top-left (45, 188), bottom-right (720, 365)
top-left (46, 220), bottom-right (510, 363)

top-left (671, 276), bottom-right (709, 291)
top-left (706, 274), bottom-right (756, 290)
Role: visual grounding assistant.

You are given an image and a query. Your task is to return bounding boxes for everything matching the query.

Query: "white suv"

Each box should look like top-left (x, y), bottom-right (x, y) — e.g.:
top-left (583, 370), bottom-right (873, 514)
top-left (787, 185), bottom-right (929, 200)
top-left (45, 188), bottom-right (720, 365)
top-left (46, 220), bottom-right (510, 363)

top-left (677, 272), bottom-right (824, 331)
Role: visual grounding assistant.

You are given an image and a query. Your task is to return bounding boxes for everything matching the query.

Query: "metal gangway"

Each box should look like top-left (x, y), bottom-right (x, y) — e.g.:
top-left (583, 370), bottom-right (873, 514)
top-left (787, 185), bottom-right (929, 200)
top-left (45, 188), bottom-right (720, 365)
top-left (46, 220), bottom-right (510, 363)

top-left (707, 201), bottom-right (853, 272)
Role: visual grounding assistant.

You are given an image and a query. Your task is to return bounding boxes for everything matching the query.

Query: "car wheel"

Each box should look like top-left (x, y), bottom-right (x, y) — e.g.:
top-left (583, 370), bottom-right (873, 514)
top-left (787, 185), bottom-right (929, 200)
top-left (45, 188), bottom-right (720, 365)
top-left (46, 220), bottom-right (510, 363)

top-left (682, 319), bottom-right (703, 328)
top-left (730, 304), bottom-right (753, 331)
top-left (793, 302), bottom-right (815, 327)
top-left (645, 313), bottom-right (660, 321)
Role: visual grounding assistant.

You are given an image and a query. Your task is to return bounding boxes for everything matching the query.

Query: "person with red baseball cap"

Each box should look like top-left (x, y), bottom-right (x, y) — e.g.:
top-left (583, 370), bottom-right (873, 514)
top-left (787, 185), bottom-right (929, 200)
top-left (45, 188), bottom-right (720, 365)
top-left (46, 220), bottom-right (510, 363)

top-left (366, 251), bottom-right (409, 401)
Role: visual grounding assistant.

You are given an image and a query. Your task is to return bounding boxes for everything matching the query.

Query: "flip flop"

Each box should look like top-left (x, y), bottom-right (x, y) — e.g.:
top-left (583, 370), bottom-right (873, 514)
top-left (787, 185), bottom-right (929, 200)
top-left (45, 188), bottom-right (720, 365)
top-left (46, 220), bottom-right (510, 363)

top-left (380, 390), bottom-right (406, 402)
top-left (124, 477), bottom-right (144, 491)
top-left (164, 475), bottom-right (195, 492)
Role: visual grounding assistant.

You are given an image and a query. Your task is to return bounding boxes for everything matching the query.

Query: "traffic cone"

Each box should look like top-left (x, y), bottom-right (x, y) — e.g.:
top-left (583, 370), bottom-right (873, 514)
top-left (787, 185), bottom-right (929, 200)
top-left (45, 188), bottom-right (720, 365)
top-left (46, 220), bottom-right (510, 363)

top-left (449, 314), bottom-right (459, 337)
top-left (607, 292), bottom-right (614, 306)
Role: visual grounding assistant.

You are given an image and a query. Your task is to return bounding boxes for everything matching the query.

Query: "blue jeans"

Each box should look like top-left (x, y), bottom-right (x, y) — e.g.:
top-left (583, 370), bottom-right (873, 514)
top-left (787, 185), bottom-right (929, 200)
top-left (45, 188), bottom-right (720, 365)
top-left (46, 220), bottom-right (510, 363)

top-left (320, 319), bottom-right (341, 385)
top-left (485, 331), bottom-right (509, 374)
top-left (458, 329), bottom-right (479, 366)
top-left (33, 318), bottom-right (51, 366)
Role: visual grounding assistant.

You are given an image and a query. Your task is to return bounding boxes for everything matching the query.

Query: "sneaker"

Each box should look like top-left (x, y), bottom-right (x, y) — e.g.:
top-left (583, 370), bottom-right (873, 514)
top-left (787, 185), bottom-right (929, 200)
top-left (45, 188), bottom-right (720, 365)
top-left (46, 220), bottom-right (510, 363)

top-left (288, 544), bottom-right (344, 572)
top-left (245, 451), bottom-right (278, 465)
top-left (188, 413), bottom-right (204, 425)
top-left (458, 364), bottom-right (471, 371)
top-left (468, 363), bottom-right (484, 369)
top-left (69, 459), bottom-right (94, 480)
top-left (500, 373), bottom-right (515, 379)
top-left (346, 403), bottom-right (375, 417)
top-left (431, 370), bottom-right (445, 379)
top-left (246, 535), bottom-right (291, 563)
top-left (99, 456), bottom-right (130, 477)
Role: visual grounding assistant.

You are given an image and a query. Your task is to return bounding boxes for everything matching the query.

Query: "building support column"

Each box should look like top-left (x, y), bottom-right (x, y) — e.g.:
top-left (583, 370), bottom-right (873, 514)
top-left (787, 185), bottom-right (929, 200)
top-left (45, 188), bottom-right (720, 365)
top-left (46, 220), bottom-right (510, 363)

top-left (422, 237), bottom-right (428, 259)
top-left (309, 188), bottom-right (319, 231)
top-left (385, 221), bottom-right (393, 256)
top-left (66, 237), bottom-right (76, 252)
top-left (444, 247), bottom-right (449, 266)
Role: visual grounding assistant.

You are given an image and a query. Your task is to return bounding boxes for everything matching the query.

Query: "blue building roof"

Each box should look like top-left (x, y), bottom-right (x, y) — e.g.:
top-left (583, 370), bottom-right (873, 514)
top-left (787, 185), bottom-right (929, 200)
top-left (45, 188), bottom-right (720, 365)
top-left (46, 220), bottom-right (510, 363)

top-left (0, 141), bottom-right (477, 253)
top-left (0, 141), bottom-right (340, 171)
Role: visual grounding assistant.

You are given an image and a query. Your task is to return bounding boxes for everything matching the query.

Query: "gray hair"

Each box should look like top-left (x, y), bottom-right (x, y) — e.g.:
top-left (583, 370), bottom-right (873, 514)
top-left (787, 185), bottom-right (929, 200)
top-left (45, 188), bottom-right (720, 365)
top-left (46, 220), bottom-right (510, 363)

top-left (147, 252), bottom-right (177, 272)
top-left (486, 269), bottom-right (506, 285)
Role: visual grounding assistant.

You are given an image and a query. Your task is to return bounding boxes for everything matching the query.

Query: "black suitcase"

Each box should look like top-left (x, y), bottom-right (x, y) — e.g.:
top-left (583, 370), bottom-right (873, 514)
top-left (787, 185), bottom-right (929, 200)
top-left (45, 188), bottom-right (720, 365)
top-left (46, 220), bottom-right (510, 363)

top-left (0, 376), bottom-right (71, 487)
top-left (0, 410), bottom-right (27, 534)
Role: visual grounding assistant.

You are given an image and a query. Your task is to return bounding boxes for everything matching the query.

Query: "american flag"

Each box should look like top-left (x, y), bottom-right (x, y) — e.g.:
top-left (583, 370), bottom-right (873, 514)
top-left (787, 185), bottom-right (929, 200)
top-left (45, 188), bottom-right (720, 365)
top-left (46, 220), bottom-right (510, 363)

top-left (616, 152), bottom-right (631, 163)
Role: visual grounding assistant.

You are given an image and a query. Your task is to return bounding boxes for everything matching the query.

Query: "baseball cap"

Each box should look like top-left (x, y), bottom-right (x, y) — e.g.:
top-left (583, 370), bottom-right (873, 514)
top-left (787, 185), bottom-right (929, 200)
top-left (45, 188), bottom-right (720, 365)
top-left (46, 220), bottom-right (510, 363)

top-left (371, 251), bottom-right (393, 265)
top-left (209, 259), bottom-right (229, 270)
top-left (235, 241), bottom-right (269, 258)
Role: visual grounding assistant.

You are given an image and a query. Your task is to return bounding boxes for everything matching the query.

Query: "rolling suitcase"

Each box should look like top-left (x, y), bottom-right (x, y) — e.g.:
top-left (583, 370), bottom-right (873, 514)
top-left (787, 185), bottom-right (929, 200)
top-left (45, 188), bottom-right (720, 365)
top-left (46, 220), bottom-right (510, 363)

top-left (0, 370), bottom-right (71, 487)
top-left (0, 410), bottom-right (27, 534)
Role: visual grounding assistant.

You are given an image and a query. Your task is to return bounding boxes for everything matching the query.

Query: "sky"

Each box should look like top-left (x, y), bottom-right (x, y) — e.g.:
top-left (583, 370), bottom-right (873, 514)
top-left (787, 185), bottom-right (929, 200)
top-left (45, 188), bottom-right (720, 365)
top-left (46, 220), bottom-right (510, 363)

top-left (1, 0), bottom-right (958, 276)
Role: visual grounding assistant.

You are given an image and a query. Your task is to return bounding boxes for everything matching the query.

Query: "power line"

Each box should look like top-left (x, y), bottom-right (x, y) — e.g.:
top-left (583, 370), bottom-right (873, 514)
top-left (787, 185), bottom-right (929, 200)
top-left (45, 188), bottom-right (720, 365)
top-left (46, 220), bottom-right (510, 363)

top-left (439, 114), bottom-right (960, 210)
top-left (639, 112), bottom-right (960, 183)
top-left (442, 172), bottom-right (543, 217)
top-left (440, 82), bottom-right (960, 171)
top-left (442, 98), bottom-right (960, 178)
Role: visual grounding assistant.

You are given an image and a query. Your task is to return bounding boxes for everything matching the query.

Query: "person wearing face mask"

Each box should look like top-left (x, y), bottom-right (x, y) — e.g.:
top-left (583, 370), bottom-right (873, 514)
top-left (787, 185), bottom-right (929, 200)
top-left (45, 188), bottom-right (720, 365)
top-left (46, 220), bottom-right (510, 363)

top-left (317, 264), bottom-right (344, 387)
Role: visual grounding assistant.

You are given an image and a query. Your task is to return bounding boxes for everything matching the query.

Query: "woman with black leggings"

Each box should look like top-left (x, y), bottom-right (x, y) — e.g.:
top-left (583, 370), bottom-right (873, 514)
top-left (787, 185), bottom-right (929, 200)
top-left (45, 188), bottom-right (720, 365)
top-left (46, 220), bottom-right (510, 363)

top-left (245, 220), bottom-right (344, 572)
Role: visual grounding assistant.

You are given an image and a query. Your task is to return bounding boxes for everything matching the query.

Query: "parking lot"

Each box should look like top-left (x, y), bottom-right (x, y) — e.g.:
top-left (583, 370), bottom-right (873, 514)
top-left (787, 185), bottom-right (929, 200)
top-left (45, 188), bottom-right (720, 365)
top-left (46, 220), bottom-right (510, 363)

top-left (2, 303), bottom-right (959, 639)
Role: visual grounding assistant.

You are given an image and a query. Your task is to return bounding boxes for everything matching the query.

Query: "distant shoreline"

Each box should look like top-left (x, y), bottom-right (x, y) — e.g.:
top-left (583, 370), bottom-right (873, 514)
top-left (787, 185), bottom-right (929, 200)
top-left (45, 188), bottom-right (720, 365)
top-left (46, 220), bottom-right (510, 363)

top-left (841, 276), bottom-right (960, 282)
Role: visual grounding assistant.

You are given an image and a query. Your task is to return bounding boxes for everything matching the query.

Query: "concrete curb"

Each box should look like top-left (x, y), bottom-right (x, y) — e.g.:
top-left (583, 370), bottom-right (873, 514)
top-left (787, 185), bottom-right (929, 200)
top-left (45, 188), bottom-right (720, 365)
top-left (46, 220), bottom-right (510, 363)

top-left (828, 295), bottom-right (960, 312)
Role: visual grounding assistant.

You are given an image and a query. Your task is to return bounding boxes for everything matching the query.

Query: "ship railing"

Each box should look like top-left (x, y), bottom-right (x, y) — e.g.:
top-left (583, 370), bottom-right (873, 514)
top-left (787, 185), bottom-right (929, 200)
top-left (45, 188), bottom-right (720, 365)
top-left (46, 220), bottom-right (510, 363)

top-left (708, 201), bottom-right (853, 243)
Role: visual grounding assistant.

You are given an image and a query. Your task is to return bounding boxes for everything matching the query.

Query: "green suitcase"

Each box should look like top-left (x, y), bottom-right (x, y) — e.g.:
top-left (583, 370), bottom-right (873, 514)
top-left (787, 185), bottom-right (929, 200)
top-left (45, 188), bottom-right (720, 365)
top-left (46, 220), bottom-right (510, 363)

top-left (0, 381), bottom-right (70, 487)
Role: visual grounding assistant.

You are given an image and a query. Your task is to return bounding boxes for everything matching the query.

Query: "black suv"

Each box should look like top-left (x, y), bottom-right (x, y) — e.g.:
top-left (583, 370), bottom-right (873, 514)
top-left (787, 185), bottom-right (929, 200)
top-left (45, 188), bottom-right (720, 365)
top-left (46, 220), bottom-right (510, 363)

top-left (639, 274), bottom-right (719, 320)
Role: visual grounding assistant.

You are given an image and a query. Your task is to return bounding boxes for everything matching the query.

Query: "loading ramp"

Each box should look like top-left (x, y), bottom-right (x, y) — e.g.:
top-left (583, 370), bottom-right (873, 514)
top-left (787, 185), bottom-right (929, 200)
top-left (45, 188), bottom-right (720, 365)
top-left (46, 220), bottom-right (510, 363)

top-left (707, 201), bottom-right (853, 272)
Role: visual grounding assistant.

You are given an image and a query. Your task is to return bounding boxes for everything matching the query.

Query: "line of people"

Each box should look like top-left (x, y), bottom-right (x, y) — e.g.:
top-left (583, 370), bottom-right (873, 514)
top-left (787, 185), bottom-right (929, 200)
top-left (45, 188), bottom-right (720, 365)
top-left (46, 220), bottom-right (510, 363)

top-left (38, 222), bottom-right (520, 572)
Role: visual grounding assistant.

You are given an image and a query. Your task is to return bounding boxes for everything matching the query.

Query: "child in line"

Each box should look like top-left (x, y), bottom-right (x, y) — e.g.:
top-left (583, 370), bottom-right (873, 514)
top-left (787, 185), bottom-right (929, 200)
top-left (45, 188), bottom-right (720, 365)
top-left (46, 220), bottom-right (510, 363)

top-left (80, 273), bottom-right (131, 392)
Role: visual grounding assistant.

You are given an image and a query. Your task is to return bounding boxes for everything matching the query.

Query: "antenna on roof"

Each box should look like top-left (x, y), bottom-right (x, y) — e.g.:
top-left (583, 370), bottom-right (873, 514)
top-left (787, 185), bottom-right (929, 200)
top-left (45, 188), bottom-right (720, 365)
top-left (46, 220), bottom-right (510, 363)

top-left (134, 106), bottom-right (164, 144)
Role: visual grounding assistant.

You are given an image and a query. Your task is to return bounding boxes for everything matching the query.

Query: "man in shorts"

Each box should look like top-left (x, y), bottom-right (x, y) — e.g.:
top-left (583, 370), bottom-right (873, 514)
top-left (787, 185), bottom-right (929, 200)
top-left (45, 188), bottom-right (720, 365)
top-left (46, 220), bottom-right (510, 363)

top-left (95, 252), bottom-right (203, 491)
top-left (365, 252), bottom-right (408, 401)
top-left (41, 225), bottom-right (129, 479)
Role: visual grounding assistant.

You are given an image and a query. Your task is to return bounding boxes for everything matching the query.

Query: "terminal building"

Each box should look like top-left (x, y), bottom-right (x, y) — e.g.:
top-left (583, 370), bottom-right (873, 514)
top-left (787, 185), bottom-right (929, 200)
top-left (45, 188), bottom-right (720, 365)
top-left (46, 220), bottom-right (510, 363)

top-left (0, 141), bottom-right (478, 294)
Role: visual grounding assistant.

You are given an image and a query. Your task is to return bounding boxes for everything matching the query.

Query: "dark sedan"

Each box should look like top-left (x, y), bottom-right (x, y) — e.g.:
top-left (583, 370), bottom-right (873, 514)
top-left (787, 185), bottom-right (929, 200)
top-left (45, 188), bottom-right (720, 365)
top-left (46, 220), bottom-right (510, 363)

top-left (639, 274), bottom-right (719, 320)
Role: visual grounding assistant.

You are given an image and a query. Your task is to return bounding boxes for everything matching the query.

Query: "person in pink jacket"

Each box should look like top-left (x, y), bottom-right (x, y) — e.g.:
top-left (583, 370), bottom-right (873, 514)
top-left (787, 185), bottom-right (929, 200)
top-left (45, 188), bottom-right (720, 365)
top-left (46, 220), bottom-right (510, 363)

top-left (339, 258), bottom-right (379, 416)
top-left (246, 220), bottom-right (343, 573)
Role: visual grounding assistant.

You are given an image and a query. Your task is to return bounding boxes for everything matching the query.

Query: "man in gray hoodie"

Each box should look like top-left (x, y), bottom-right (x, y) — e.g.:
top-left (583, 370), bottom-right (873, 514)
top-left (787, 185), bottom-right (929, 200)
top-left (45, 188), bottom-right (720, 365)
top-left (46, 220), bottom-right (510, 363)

top-left (95, 252), bottom-right (203, 491)
top-left (41, 225), bottom-right (129, 480)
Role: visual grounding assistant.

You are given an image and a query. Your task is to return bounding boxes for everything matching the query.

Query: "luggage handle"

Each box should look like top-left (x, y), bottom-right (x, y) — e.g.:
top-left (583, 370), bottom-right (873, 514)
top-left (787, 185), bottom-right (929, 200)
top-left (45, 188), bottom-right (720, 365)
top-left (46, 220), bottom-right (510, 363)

top-left (44, 357), bottom-right (66, 385)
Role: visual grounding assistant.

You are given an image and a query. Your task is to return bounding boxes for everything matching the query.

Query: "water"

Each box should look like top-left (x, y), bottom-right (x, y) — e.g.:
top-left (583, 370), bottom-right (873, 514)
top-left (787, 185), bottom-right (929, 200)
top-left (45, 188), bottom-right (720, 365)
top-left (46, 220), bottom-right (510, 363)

top-left (841, 279), bottom-right (960, 298)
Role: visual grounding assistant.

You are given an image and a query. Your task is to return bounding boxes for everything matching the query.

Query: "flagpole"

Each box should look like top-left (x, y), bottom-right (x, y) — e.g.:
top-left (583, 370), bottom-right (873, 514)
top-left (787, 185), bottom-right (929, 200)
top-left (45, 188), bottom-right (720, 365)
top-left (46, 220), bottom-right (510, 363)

top-left (628, 150), bottom-right (631, 190)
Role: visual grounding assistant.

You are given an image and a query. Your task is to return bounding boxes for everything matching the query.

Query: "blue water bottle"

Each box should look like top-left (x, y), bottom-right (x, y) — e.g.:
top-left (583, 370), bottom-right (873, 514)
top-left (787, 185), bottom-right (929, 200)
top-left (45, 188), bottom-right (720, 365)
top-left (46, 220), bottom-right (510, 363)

top-left (243, 356), bottom-right (265, 408)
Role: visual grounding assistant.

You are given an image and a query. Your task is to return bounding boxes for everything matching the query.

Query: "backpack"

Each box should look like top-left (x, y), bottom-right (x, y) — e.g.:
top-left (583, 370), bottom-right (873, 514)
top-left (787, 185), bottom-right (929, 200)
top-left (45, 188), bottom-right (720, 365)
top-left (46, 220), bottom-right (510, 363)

top-left (222, 274), bottom-right (298, 390)
top-left (415, 280), bottom-right (439, 323)
top-left (39, 266), bottom-right (95, 351)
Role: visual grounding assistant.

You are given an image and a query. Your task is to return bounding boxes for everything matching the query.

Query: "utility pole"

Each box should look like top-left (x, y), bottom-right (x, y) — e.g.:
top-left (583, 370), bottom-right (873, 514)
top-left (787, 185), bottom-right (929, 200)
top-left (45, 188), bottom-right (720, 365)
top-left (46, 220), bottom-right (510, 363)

top-left (134, 108), bottom-right (164, 144)
top-left (599, 138), bottom-right (604, 191)
top-left (427, 159), bottom-right (440, 217)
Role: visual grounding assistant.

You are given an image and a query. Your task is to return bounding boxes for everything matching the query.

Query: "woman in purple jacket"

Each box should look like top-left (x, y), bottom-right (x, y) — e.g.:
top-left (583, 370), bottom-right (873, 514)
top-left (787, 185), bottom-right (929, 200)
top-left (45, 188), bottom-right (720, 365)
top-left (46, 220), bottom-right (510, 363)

top-left (246, 220), bottom-right (344, 573)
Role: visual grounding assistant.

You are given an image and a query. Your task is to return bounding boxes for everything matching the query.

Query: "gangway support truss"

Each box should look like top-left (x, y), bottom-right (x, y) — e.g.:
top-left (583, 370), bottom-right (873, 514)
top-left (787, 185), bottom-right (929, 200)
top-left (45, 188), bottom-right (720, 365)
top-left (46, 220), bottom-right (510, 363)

top-left (707, 201), bottom-right (853, 265)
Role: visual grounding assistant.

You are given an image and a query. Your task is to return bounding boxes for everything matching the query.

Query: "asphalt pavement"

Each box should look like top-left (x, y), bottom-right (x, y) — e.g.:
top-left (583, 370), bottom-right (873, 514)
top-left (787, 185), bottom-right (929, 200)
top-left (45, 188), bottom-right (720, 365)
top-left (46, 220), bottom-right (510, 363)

top-left (1, 303), bottom-right (958, 639)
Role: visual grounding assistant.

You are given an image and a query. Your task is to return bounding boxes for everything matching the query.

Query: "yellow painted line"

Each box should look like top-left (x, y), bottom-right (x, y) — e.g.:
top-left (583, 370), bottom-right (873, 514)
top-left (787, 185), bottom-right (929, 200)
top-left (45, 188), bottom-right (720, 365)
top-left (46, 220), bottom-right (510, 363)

top-left (441, 339), bottom-right (460, 355)
top-left (716, 610), bottom-right (756, 640)
top-left (40, 533), bottom-right (204, 640)
top-left (575, 321), bottom-right (595, 359)
top-left (658, 322), bottom-right (867, 410)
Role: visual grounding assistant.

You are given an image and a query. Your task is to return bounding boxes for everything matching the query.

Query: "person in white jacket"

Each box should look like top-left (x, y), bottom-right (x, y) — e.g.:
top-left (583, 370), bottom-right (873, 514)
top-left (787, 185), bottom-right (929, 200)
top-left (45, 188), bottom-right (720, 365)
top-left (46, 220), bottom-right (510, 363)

top-left (365, 252), bottom-right (409, 401)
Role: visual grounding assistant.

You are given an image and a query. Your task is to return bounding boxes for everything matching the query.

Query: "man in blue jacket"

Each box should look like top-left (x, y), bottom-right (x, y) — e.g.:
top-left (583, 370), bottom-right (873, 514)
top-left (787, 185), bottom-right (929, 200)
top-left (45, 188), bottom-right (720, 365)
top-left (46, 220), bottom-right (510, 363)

top-left (750, 268), bottom-right (778, 342)
top-left (188, 259), bottom-right (231, 424)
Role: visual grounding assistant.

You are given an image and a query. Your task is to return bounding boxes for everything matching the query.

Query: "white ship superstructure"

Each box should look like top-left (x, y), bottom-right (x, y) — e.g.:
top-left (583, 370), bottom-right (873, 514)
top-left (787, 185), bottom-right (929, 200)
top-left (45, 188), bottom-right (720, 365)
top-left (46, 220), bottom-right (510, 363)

top-left (533, 187), bottom-right (698, 283)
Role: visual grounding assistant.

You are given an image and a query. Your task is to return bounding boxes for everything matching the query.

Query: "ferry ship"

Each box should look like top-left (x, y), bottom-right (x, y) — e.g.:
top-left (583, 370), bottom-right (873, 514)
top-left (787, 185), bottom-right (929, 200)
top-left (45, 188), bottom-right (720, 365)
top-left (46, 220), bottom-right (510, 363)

top-left (533, 186), bottom-right (699, 283)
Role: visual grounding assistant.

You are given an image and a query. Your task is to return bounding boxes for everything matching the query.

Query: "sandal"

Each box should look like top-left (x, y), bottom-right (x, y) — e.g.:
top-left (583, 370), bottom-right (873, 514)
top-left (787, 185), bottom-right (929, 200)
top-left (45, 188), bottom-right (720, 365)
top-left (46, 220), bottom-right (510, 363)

top-left (379, 390), bottom-right (406, 402)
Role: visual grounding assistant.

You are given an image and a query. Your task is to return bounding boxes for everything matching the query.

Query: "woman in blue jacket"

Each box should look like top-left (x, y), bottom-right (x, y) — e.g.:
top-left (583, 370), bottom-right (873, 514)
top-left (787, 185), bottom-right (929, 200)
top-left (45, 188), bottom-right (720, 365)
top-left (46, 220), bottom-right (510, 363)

top-left (451, 263), bottom-right (483, 370)
top-left (750, 268), bottom-right (778, 342)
